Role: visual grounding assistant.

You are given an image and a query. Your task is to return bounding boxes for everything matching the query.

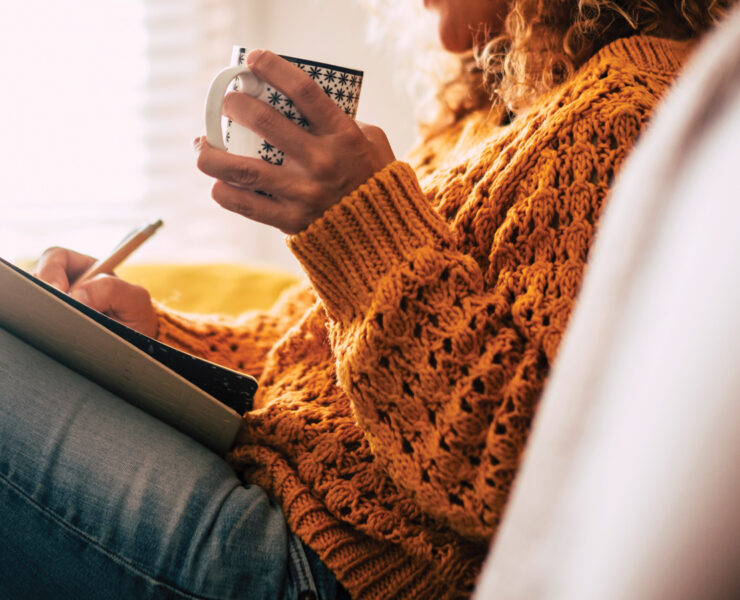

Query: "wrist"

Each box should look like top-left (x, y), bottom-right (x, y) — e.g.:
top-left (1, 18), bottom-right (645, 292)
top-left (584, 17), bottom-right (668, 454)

top-left (288, 161), bottom-right (452, 323)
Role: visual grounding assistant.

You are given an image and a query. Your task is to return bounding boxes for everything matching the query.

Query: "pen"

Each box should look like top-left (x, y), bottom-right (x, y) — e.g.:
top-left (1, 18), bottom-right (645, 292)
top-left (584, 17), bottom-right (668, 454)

top-left (70, 219), bottom-right (163, 291)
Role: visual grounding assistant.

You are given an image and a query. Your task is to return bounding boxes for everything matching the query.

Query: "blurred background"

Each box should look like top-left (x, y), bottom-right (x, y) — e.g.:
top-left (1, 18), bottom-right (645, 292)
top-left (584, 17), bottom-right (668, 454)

top-left (0, 0), bottom-right (422, 274)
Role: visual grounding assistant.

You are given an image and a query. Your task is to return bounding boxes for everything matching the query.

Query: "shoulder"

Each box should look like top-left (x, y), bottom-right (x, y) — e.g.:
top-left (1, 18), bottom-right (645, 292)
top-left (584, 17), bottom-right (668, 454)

top-left (537, 36), bottom-right (694, 130)
top-left (406, 37), bottom-right (694, 200)
top-left (591, 35), bottom-right (694, 81)
top-left (493, 37), bottom-right (694, 172)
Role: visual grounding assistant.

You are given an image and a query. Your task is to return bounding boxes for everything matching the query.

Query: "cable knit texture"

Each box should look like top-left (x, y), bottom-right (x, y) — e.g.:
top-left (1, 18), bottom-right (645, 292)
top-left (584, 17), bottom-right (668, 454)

top-left (156, 36), bottom-right (690, 600)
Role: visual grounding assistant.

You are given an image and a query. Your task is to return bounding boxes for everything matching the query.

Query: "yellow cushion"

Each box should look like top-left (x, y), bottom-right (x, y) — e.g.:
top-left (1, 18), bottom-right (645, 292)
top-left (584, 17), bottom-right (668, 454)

top-left (116, 263), bottom-right (301, 316)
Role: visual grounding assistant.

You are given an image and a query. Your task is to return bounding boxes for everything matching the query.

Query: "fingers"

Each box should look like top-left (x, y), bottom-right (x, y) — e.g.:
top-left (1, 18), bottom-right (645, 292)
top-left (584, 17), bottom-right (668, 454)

top-left (34, 247), bottom-right (96, 292)
top-left (211, 180), bottom-right (312, 234)
top-left (245, 49), bottom-right (347, 134)
top-left (196, 115), bottom-right (397, 233)
top-left (70, 274), bottom-right (158, 338)
top-left (196, 141), bottom-right (293, 194)
top-left (222, 91), bottom-right (312, 161)
top-left (356, 122), bottom-right (396, 164)
top-left (69, 274), bottom-right (143, 318)
top-left (196, 49), bottom-right (397, 233)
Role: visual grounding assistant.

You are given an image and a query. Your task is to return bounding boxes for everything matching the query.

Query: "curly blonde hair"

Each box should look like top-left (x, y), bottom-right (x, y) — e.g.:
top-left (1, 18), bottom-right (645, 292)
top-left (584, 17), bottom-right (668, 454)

top-left (359, 0), bottom-right (734, 133)
top-left (453, 0), bottom-right (736, 119)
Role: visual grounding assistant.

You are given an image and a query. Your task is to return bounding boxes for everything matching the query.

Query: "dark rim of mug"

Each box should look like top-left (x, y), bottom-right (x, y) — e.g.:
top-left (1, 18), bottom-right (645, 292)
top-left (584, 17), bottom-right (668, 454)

top-left (235, 48), bottom-right (363, 77)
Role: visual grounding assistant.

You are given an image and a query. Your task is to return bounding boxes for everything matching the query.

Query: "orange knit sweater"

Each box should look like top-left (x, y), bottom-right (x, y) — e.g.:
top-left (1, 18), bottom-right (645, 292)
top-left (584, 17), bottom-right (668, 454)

top-left (156, 36), bottom-right (689, 600)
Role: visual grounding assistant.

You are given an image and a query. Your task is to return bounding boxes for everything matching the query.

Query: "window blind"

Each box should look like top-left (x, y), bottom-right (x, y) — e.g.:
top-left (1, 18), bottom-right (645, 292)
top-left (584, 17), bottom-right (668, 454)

top-left (0, 0), bottom-right (292, 268)
top-left (0, 0), bottom-right (149, 260)
top-left (0, 0), bottom-right (409, 274)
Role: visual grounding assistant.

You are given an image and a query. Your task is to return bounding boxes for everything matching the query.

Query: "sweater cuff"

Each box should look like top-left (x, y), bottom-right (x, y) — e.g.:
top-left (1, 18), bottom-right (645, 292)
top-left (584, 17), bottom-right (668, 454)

top-left (287, 161), bottom-right (451, 323)
top-left (153, 300), bottom-right (182, 344)
top-left (152, 301), bottom-right (206, 350)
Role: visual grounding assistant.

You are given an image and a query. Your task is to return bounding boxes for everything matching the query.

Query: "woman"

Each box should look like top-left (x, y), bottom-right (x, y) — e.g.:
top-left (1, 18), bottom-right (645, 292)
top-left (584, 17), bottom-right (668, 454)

top-left (3, 1), bottom-right (732, 599)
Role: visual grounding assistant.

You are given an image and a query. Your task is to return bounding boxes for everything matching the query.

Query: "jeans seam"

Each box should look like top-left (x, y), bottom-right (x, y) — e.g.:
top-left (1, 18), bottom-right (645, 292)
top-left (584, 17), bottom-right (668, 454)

top-left (0, 470), bottom-right (224, 600)
top-left (287, 533), bottom-right (319, 599)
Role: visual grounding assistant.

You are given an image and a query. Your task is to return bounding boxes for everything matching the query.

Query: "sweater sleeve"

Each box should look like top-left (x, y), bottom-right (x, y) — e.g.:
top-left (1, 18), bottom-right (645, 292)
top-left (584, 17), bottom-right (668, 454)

top-left (287, 160), bottom-right (594, 540)
top-left (155, 281), bottom-right (316, 381)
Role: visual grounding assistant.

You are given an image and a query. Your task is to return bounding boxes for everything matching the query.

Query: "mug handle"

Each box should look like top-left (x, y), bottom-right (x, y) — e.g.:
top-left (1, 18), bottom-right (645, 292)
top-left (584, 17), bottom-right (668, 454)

top-left (204, 66), bottom-right (265, 150)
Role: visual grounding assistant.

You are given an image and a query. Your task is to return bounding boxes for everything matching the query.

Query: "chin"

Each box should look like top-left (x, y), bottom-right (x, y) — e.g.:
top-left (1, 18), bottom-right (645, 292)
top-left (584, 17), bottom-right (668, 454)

top-left (440, 29), bottom-right (473, 53)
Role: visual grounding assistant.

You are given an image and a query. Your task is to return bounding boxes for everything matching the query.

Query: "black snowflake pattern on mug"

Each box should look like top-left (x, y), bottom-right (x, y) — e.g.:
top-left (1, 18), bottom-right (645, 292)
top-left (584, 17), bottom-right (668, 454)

top-left (232, 48), bottom-right (363, 166)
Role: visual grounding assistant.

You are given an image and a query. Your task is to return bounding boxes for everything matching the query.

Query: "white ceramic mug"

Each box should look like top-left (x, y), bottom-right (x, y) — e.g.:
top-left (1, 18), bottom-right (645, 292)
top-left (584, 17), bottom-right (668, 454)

top-left (205, 46), bottom-right (364, 165)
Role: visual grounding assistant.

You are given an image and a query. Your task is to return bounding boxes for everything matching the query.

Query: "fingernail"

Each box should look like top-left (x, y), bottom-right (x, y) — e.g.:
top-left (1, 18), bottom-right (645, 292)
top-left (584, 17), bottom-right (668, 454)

top-left (193, 136), bottom-right (204, 151)
top-left (70, 289), bottom-right (90, 305)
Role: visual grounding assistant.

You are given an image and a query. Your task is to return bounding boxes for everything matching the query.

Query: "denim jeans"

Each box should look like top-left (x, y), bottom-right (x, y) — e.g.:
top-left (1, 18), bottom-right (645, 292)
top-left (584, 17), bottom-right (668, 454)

top-left (0, 327), bottom-right (343, 600)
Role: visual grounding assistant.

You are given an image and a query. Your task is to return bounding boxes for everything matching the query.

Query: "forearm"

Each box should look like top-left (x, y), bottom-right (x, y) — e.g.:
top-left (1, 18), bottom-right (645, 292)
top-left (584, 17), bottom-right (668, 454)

top-left (155, 281), bottom-right (316, 380)
top-left (288, 161), bottom-right (575, 539)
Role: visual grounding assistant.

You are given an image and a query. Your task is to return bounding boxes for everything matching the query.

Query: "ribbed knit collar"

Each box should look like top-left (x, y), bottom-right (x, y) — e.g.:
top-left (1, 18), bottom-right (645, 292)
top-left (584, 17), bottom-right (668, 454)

top-left (596, 35), bottom-right (693, 74)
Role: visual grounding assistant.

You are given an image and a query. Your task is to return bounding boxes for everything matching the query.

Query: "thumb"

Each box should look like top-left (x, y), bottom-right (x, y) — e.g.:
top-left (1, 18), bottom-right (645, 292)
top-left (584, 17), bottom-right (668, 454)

top-left (69, 275), bottom-right (120, 314)
top-left (70, 275), bottom-right (157, 337)
top-left (69, 287), bottom-right (92, 306)
top-left (356, 121), bottom-right (395, 162)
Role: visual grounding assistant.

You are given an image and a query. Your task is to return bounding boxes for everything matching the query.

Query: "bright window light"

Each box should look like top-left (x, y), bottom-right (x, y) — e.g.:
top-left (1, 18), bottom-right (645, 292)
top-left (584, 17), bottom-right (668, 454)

top-left (0, 1), bottom-right (148, 261)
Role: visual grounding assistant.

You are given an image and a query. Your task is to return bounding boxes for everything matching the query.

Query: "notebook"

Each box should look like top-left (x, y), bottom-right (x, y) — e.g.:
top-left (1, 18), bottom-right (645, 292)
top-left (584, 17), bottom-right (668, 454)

top-left (0, 257), bottom-right (257, 455)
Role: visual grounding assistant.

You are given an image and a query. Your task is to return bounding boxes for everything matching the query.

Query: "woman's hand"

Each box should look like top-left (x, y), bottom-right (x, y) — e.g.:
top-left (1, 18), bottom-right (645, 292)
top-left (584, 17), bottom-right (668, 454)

top-left (34, 247), bottom-right (158, 338)
top-left (196, 49), bottom-right (396, 235)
